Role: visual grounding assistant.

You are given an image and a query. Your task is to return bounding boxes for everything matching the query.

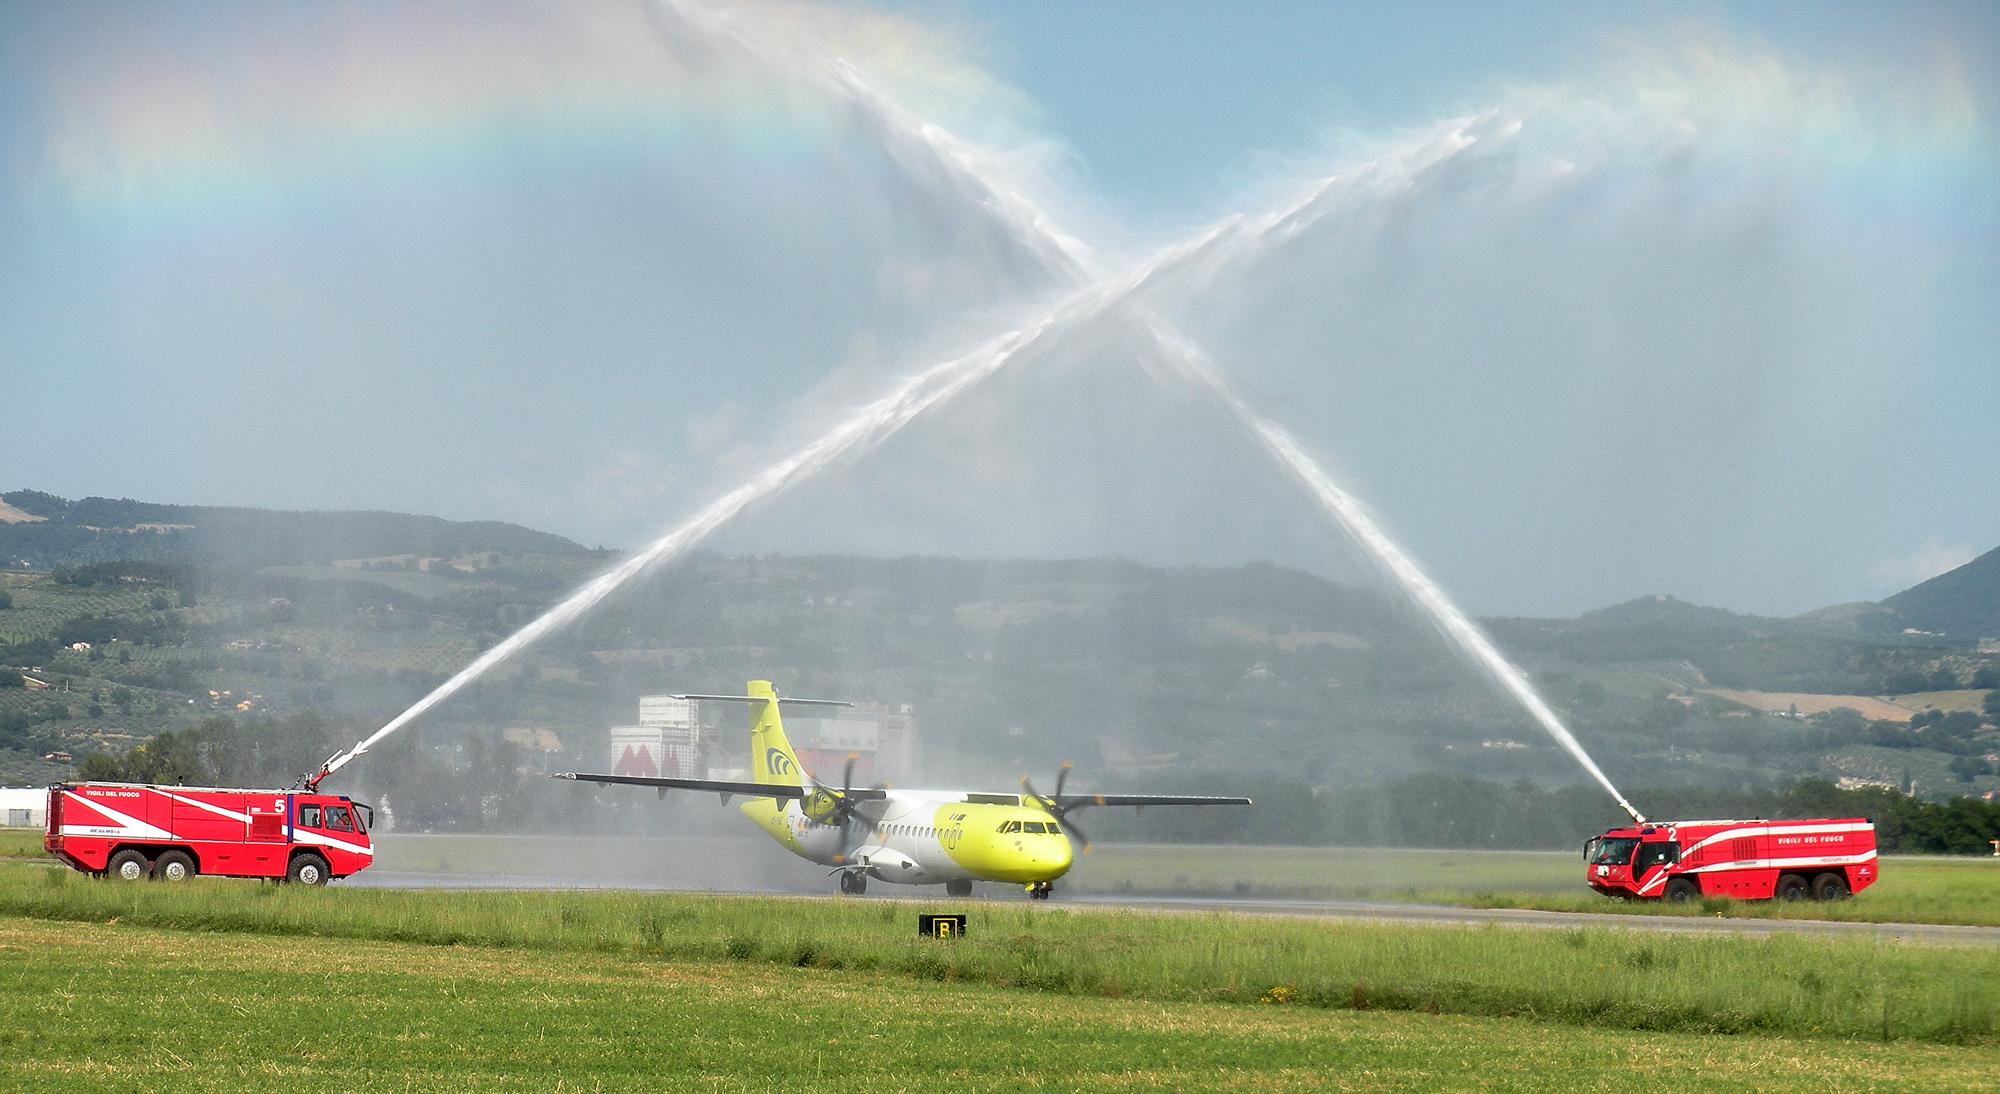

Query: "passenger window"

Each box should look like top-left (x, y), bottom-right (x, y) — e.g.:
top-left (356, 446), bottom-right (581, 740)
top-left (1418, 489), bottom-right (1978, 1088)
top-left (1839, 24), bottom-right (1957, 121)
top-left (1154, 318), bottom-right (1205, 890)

top-left (298, 804), bottom-right (321, 828)
top-left (1023, 822), bottom-right (1047, 834)
top-left (325, 806), bottom-right (353, 833)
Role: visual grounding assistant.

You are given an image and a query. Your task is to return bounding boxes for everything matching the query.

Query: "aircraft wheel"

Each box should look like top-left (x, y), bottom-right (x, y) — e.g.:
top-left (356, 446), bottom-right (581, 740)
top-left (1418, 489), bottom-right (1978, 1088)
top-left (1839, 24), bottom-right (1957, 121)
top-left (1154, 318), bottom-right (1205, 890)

top-left (944, 879), bottom-right (973, 898)
top-left (839, 872), bottom-right (867, 896)
top-left (108, 849), bottom-right (150, 882)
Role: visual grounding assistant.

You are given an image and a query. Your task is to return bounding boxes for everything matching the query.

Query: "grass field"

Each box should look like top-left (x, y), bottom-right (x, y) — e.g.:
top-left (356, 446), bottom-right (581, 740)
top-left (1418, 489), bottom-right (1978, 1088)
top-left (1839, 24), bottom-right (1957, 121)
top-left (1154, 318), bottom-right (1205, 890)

top-left (2, 861), bottom-right (1996, 1048)
top-left (2, 916), bottom-right (1992, 1092)
top-left (1070, 844), bottom-right (2000, 927)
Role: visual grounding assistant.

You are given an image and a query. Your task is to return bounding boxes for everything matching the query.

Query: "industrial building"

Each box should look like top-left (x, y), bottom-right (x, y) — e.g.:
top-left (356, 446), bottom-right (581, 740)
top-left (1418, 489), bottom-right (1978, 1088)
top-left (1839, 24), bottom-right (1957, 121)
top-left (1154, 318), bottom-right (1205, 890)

top-left (608, 695), bottom-right (919, 784)
top-left (1, 787), bottom-right (47, 828)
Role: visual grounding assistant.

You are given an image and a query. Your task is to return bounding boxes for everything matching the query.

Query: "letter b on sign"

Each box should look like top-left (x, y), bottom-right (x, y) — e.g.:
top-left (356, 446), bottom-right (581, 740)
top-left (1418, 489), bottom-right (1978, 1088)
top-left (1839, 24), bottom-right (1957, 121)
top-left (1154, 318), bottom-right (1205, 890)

top-left (919, 913), bottom-right (966, 939)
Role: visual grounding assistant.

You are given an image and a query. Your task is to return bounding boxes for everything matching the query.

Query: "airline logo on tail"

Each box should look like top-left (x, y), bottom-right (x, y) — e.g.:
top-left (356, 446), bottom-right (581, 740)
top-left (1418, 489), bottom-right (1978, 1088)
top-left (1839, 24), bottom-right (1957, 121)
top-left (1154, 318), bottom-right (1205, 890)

top-left (764, 748), bottom-right (797, 779)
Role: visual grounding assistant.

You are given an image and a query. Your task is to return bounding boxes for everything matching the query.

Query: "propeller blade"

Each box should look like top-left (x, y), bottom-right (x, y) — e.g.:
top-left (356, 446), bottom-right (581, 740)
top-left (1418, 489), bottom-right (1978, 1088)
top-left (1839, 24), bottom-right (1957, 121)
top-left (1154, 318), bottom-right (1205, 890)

top-left (842, 752), bottom-right (859, 795)
top-left (1061, 816), bottom-right (1092, 855)
top-left (1054, 760), bottom-right (1073, 800)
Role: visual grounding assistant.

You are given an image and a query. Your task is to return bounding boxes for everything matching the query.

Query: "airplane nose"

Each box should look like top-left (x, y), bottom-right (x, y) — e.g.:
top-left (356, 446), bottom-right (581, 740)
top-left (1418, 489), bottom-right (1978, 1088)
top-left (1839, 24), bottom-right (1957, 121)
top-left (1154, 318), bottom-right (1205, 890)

top-left (1049, 836), bottom-right (1073, 873)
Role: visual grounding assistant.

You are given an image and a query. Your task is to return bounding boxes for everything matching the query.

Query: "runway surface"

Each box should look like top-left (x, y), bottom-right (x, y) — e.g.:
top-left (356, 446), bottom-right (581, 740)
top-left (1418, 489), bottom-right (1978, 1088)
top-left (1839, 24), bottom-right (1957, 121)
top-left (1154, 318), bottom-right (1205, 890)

top-left (348, 870), bottom-right (2000, 947)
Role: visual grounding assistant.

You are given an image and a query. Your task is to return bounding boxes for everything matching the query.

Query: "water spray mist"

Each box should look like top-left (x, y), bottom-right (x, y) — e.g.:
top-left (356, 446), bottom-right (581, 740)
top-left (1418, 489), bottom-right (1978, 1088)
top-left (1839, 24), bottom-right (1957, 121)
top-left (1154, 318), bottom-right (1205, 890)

top-left (316, 20), bottom-right (1649, 827)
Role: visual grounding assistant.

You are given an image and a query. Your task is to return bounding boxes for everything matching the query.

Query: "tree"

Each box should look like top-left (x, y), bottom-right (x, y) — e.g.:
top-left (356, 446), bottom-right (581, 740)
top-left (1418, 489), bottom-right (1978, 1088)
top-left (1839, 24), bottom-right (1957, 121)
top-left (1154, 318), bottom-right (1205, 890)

top-left (0, 590), bottom-right (12, 610)
top-left (1948, 755), bottom-right (1991, 782)
top-left (1883, 669), bottom-right (1929, 695)
top-left (1572, 679), bottom-right (1609, 711)
top-left (1972, 665), bottom-right (2000, 689)
top-left (1985, 688), bottom-right (2000, 723)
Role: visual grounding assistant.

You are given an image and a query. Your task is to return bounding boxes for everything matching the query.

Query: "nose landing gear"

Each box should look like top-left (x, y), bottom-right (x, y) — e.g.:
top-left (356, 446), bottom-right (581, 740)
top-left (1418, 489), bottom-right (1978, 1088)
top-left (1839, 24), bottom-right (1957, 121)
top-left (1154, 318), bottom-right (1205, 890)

top-left (1025, 881), bottom-right (1054, 901)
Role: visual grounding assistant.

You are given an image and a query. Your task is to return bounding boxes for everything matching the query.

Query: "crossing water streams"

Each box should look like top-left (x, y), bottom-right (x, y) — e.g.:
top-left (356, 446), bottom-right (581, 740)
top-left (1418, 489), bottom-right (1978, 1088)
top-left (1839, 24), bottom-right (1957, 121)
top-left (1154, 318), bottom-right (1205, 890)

top-left (315, 13), bottom-right (1646, 824)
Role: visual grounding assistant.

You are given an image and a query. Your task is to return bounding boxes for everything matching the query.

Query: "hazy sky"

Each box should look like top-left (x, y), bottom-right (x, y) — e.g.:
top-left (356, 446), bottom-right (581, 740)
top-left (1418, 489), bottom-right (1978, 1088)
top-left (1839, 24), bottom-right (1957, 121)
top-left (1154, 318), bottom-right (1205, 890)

top-left (2, 1), bottom-right (1995, 616)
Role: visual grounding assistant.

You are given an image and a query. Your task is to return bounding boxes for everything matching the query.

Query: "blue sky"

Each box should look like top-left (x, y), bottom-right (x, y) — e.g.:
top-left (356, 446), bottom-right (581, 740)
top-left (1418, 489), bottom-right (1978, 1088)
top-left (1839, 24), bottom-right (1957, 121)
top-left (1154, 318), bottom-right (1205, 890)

top-left (2, 1), bottom-right (1995, 616)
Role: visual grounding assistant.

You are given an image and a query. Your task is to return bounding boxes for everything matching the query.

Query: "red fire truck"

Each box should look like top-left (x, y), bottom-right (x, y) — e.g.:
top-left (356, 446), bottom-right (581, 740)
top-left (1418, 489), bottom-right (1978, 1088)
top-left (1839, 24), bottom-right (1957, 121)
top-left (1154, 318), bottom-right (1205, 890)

top-left (1585, 817), bottom-right (1877, 902)
top-left (44, 782), bottom-right (375, 886)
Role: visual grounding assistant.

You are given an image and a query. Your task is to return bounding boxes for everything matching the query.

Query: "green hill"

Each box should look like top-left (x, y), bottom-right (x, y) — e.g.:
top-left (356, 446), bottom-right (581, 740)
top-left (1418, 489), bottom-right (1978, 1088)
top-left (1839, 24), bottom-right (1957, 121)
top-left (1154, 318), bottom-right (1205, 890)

top-left (1883, 545), bottom-right (2000, 640)
top-left (0, 489), bottom-right (592, 571)
top-left (1, 492), bottom-right (1994, 820)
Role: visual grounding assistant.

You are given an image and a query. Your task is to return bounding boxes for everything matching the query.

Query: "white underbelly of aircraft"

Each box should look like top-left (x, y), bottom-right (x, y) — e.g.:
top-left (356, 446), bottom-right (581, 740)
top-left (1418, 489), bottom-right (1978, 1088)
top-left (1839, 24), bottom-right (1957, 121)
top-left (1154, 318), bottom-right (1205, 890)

top-left (858, 845), bottom-right (934, 883)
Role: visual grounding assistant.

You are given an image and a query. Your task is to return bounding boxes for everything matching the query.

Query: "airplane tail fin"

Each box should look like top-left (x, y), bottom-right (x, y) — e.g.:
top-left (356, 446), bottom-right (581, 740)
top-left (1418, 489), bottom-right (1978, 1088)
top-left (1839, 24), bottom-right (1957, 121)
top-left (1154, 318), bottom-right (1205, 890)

top-left (746, 679), bottom-right (804, 788)
top-left (670, 682), bottom-right (850, 788)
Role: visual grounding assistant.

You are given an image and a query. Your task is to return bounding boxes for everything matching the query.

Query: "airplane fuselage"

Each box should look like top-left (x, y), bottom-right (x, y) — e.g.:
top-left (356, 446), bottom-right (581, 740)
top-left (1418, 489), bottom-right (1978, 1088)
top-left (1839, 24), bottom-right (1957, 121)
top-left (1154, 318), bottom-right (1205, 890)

top-left (742, 790), bottom-right (1073, 886)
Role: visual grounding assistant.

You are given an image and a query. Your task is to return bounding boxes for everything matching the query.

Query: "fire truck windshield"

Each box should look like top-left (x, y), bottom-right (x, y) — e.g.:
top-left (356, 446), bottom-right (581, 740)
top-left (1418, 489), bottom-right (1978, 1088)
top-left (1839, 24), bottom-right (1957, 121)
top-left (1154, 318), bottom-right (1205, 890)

top-left (1587, 838), bottom-right (1639, 865)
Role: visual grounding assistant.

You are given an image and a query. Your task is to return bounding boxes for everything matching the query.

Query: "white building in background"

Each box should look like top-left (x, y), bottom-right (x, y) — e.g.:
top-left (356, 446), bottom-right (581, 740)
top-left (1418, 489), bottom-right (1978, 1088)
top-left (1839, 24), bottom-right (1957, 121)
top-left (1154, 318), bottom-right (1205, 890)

top-left (1, 787), bottom-right (47, 828)
top-left (610, 696), bottom-right (702, 779)
top-left (785, 702), bottom-right (919, 785)
top-left (608, 696), bottom-right (921, 785)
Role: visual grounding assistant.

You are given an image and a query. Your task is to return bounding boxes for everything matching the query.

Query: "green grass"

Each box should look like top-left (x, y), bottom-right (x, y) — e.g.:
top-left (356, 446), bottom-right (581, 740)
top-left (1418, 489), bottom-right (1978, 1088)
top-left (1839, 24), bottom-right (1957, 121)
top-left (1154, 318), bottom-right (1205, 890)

top-left (0, 829), bottom-right (40, 859)
top-left (2, 916), bottom-right (1991, 1092)
top-left (1070, 845), bottom-right (2000, 927)
top-left (2, 861), bottom-right (1995, 1046)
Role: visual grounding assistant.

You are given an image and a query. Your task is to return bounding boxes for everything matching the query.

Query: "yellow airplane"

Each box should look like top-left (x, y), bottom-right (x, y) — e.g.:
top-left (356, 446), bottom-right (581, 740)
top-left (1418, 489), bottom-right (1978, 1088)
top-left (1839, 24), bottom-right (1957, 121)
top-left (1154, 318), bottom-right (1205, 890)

top-left (555, 680), bottom-right (1251, 898)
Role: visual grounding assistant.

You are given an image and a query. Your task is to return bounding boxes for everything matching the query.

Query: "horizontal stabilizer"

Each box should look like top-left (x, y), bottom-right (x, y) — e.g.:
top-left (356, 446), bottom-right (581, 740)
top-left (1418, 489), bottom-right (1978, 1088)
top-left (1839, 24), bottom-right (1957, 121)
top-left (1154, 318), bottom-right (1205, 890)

top-left (552, 771), bottom-right (886, 801)
top-left (1056, 794), bottom-right (1253, 809)
top-left (671, 694), bottom-right (854, 708)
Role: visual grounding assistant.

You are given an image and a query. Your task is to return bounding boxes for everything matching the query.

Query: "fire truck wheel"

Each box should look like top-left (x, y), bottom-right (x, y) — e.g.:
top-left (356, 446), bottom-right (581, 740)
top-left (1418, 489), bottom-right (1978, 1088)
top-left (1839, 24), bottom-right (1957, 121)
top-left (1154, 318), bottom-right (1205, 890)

top-left (288, 853), bottom-right (330, 887)
top-left (154, 850), bottom-right (196, 882)
top-left (107, 849), bottom-right (150, 882)
top-left (1664, 878), bottom-right (1700, 903)
top-left (1776, 873), bottom-right (1810, 902)
top-left (1811, 873), bottom-right (1851, 901)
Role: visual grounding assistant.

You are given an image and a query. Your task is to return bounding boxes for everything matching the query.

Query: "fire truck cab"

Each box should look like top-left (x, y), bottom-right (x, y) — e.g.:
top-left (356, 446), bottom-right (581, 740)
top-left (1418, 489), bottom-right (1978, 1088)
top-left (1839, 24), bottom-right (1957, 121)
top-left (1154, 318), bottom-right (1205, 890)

top-left (45, 782), bottom-right (375, 886)
top-left (1585, 817), bottom-right (1877, 903)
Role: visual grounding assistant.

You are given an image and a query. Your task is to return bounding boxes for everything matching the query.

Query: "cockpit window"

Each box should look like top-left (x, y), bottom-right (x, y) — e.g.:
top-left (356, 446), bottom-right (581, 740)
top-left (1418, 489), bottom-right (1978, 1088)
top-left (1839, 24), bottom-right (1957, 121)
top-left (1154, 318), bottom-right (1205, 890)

top-left (999, 820), bottom-right (1022, 833)
top-left (1046, 822), bottom-right (1062, 835)
top-left (1023, 822), bottom-right (1047, 834)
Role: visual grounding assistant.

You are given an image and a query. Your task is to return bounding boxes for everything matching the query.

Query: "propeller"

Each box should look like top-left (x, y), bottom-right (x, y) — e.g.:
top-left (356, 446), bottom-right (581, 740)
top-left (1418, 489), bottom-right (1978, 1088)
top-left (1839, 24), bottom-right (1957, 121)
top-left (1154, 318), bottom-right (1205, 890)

top-left (815, 752), bottom-right (878, 866)
top-left (1021, 760), bottom-right (1094, 854)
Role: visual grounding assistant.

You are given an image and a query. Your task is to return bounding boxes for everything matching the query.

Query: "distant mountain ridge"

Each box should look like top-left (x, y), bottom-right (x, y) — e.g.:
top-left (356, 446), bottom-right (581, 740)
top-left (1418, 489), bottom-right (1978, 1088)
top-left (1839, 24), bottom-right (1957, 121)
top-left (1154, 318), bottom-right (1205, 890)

top-left (1882, 545), bottom-right (2000, 639)
top-left (0, 489), bottom-right (592, 570)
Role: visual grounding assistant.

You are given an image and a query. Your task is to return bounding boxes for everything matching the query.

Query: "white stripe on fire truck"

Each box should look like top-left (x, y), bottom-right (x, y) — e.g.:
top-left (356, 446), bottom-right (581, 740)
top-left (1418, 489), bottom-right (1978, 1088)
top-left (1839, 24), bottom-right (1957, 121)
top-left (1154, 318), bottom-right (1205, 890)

top-left (156, 790), bottom-right (253, 824)
top-left (292, 836), bottom-right (374, 860)
top-left (59, 791), bottom-right (176, 840)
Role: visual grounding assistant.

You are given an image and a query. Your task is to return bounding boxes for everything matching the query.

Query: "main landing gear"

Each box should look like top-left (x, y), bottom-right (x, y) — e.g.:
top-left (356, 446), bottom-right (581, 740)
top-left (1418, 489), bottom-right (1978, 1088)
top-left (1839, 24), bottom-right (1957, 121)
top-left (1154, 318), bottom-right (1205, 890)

top-left (838, 871), bottom-right (868, 896)
top-left (944, 879), bottom-right (974, 898)
top-left (1026, 881), bottom-right (1054, 901)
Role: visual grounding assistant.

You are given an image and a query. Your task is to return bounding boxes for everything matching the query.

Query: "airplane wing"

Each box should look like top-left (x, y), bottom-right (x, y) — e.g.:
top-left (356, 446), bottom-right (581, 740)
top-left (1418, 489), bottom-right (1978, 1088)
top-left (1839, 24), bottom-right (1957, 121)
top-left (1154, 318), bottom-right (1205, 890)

top-left (551, 772), bottom-right (888, 802)
top-left (1054, 794), bottom-right (1253, 809)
